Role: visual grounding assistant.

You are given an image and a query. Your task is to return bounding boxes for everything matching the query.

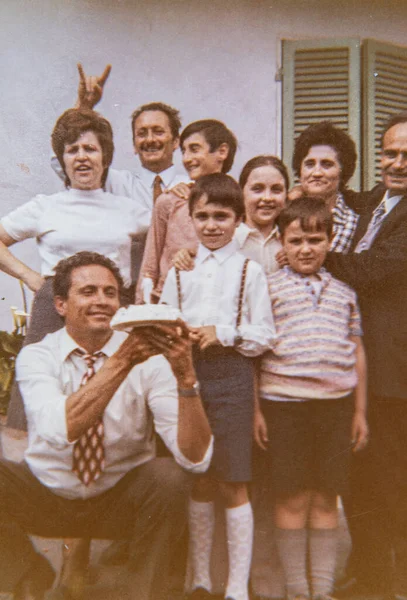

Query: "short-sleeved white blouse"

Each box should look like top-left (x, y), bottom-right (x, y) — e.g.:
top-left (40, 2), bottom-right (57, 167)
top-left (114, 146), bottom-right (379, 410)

top-left (1, 188), bottom-right (150, 287)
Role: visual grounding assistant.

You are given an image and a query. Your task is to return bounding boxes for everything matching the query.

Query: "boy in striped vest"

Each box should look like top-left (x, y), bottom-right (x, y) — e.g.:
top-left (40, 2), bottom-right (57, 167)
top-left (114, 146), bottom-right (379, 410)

top-left (256, 197), bottom-right (369, 600)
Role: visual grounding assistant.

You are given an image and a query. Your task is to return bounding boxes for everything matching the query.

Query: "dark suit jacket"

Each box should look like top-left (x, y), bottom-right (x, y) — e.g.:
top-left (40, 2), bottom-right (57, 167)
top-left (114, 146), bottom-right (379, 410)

top-left (325, 185), bottom-right (407, 398)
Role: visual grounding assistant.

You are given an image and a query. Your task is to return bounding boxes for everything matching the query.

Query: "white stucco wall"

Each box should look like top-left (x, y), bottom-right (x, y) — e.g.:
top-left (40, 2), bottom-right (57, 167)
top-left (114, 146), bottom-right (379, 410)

top-left (0, 0), bottom-right (406, 329)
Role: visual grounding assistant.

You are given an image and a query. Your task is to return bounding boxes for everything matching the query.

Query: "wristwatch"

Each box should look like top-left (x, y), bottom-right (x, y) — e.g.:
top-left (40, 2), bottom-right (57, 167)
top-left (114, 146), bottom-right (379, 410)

top-left (177, 381), bottom-right (201, 397)
top-left (234, 334), bottom-right (243, 347)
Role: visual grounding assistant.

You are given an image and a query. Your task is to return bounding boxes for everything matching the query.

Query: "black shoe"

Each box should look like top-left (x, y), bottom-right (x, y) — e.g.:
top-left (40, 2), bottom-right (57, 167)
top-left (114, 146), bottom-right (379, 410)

top-left (44, 586), bottom-right (75, 600)
top-left (14, 553), bottom-right (55, 600)
top-left (187, 588), bottom-right (212, 600)
top-left (335, 575), bottom-right (388, 598)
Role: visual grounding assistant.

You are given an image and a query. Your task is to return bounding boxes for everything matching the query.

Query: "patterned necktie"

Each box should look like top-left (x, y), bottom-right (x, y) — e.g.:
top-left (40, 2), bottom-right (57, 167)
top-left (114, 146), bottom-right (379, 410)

top-left (72, 349), bottom-right (105, 486)
top-left (354, 201), bottom-right (386, 253)
top-left (153, 175), bottom-right (163, 203)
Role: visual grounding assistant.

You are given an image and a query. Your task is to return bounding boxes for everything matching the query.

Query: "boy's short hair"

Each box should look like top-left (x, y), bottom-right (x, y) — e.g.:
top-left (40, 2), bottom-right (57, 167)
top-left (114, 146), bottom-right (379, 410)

top-left (189, 173), bottom-right (244, 219)
top-left (180, 120), bottom-right (237, 173)
top-left (278, 197), bottom-right (333, 239)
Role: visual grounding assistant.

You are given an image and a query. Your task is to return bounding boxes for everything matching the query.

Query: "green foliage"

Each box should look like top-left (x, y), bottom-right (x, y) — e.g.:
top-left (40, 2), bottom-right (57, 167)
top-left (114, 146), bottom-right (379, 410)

top-left (0, 331), bottom-right (24, 415)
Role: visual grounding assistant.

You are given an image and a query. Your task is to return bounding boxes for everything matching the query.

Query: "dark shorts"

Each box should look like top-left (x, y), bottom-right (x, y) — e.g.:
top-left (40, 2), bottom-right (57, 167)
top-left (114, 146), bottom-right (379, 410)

top-left (260, 395), bottom-right (353, 496)
top-left (194, 348), bottom-right (255, 483)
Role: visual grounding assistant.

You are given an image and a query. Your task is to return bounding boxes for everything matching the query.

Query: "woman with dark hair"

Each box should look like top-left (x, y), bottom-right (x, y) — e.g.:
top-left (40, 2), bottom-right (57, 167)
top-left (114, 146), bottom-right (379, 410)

top-left (291, 121), bottom-right (360, 253)
top-left (1, 108), bottom-right (149, 428)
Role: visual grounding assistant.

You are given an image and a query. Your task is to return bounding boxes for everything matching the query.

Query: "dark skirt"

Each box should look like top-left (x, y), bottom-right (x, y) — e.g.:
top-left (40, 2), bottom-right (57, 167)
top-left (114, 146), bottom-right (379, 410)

top-left (193, 347), bottom-right (255, 482)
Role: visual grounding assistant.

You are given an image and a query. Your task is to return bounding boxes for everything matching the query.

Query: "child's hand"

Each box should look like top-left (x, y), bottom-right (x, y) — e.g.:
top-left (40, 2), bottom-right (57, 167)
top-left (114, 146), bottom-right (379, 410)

top-left (172, 248), bottom-right (196, 271)
top-left (276, 248), bottom-right (289, 268)
top-left (170, 182), bottom-right (192, 200)
top-left (197, 326), bottom-right (220, 350)
top-left (254, 409), bottom-right (269, 450)
top-left (351, 411), bottom-right (369, 452)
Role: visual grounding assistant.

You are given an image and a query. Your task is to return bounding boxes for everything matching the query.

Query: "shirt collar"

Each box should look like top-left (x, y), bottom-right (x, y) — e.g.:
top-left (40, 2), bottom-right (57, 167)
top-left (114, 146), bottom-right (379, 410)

top-left (383, 189), bottom-right (404, 214)
top-left (138, 164), bottom-right (177, 190)
top-left (234, 222), bottom-right (279, 247)
top-left (282, 265), bottom-right (331, 286)
top-left (59, 327), bottom-right (122, 363)
top-left (196, 239), bottom-right (239, 265)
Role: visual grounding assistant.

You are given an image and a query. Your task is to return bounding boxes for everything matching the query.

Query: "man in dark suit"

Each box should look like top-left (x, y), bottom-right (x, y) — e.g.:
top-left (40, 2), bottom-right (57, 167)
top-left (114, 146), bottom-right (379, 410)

top-left (326, 112), bottom-right (407, 599)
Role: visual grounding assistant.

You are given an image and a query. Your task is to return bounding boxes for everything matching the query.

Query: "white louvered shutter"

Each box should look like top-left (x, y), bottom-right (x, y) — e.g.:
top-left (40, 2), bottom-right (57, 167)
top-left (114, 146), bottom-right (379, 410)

top-left (362, 39), bottom-right (407, 190)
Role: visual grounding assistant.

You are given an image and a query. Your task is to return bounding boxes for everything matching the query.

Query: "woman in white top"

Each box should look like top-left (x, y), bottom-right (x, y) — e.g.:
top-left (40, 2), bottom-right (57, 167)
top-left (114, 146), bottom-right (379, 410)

top-left (1, 108), bottom-right (149, 428)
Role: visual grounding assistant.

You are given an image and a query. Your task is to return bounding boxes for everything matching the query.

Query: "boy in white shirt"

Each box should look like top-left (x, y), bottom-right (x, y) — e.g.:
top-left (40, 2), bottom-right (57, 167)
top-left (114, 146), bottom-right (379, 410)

top-left (161, 173), bottom-right (275, 600)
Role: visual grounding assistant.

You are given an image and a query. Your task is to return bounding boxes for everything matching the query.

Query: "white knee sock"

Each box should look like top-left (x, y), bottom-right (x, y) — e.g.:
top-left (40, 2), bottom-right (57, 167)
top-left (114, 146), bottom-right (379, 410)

top-left (225, 502), bottom-right (254, 600)
top-left (275, 527), bottom-right (310, 599)
top-left (309, 528), bottom-right (338, 597)
top-left (188, 499), bottom-right (215, 592)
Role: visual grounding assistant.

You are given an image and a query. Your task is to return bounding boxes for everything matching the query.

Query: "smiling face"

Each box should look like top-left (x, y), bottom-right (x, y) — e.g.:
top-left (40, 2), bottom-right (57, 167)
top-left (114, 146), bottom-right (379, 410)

top-left (282, 219), bottom-right (331, 276)
top-left (182, 133), bottom-right (228, 181)
top-left (55, 265), bottom-right (120, 345)
top-left (300, 145), bottom-right (342, 207)
top-left (381, 122), bottom-right (407, 195)
top-left (133, 110), bottom-right (179, 173)
top-left (243, 165), bottom-right (287, 235)
top-left (191, 194), bottom-right (240, 251)
top-left (63, 131), bottom-right (105, 190)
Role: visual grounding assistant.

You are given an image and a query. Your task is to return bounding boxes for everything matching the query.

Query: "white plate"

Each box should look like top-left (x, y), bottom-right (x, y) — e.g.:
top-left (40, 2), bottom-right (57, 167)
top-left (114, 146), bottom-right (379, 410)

top-left (111, 318), bottom-right (181, 331)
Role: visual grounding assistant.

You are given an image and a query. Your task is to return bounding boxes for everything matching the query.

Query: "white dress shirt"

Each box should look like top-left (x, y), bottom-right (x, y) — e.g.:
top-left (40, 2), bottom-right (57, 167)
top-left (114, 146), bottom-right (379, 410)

top-left (1, 188), bottom-right (150, 287)
top-left (160, 240), bottom-right (276, 357)
top-left (107, 165), bottom-right (189, 215)
top-left (235, 223), bottom-right (282, 276)
top-left (16, 328), bottom-right (213, 500)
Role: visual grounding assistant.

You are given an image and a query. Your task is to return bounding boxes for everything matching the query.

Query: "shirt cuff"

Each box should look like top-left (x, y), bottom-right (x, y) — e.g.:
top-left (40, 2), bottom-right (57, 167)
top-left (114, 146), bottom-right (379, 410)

top-left (173, 435), bottom-right (214, 473)
top-left (215, 325), bottom-right (236, 347)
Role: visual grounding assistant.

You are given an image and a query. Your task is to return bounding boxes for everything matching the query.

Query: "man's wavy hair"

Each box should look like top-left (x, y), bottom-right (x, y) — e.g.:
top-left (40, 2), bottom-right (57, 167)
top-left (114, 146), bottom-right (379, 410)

top-left (292, 121), bottom-right (357, 192)
top-left (51, 109), bottom-right (114, 189)
top-left (53, 251), bottom-right (123, 299)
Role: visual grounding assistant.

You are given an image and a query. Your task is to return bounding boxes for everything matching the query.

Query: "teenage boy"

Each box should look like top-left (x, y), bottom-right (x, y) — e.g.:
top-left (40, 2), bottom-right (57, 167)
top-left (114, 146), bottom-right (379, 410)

top-left (160, 173), bottom-right (275, 600)
top-left (137, 119), bottom-right (237, 303)
top-left (256, 198), bottom-right (369, 600)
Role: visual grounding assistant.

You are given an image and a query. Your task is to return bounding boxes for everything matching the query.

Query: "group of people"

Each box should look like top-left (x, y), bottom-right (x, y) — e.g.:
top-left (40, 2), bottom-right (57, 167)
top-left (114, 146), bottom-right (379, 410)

top-left (0, 63), bottom-right (406, 600)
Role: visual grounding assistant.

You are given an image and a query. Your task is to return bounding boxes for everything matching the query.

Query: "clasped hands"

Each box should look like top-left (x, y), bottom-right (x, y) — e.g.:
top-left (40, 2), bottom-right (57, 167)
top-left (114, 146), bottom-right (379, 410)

top-left (118, 320), bottom-right (219, 384)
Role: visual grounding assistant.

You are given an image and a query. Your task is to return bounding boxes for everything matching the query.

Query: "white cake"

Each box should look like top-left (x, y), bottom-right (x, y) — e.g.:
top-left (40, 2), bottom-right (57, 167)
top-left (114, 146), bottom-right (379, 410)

top-left (110, 304), bottom-right (184, 332)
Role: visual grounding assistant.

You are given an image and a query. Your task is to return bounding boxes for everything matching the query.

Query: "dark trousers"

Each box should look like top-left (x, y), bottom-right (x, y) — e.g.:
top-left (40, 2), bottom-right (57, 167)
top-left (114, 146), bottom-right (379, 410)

top-left (343, 396), bottom-right (407, 595)
top-left (0, 457), bottom-right (190, 599)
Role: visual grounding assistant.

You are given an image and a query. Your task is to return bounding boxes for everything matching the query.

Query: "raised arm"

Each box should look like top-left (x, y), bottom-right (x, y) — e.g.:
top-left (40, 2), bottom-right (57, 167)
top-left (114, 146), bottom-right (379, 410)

top-left (75, 62), bottom-right (112, 110)
top-left (0, 224), bottom-right (44, 292)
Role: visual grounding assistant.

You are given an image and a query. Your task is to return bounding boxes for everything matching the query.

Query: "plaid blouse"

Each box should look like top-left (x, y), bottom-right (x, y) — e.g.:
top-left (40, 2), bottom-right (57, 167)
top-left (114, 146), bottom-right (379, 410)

top-left (330, 193), bottom-right (359, 254)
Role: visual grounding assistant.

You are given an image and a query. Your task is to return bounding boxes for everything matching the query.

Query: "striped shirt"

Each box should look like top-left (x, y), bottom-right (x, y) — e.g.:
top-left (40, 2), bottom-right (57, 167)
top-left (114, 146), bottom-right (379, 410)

top-left (260, 267), bottom-right (362, 401)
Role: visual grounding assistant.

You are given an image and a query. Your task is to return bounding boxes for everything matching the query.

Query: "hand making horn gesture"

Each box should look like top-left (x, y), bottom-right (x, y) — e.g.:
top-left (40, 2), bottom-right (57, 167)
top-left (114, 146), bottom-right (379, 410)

top-left (75, 62), bottom-right (112, 109)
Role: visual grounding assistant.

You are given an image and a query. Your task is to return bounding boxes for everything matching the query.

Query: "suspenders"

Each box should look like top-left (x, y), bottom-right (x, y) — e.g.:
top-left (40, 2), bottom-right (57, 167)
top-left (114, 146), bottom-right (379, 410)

top-left (175, 257), bottom-right (250, 328)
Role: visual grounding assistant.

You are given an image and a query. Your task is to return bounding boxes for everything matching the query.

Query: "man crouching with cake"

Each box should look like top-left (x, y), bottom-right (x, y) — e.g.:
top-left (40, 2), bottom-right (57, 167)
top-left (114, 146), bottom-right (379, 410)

top-left (0, 251), bottom-right (212, 600)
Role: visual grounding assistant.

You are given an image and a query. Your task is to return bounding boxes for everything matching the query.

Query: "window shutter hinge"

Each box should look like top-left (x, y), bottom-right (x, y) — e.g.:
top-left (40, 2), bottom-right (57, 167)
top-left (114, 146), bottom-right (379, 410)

top-left (275, 67), bottom-right (283, 82)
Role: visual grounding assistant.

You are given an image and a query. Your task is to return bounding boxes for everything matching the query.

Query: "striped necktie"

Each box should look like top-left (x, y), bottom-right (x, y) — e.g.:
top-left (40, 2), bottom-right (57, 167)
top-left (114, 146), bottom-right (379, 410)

top-left (72, 349), bottom-right (105, 486)
top-left (354, 200), bottom-right (386, 253)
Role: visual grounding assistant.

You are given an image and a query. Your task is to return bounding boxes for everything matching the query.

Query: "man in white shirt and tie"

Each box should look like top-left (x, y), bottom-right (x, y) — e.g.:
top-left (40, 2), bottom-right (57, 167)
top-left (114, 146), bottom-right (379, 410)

top-left (326, 112), bottom-right (407, 600)
top-left (0, 251), bottom-right (212, 600)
